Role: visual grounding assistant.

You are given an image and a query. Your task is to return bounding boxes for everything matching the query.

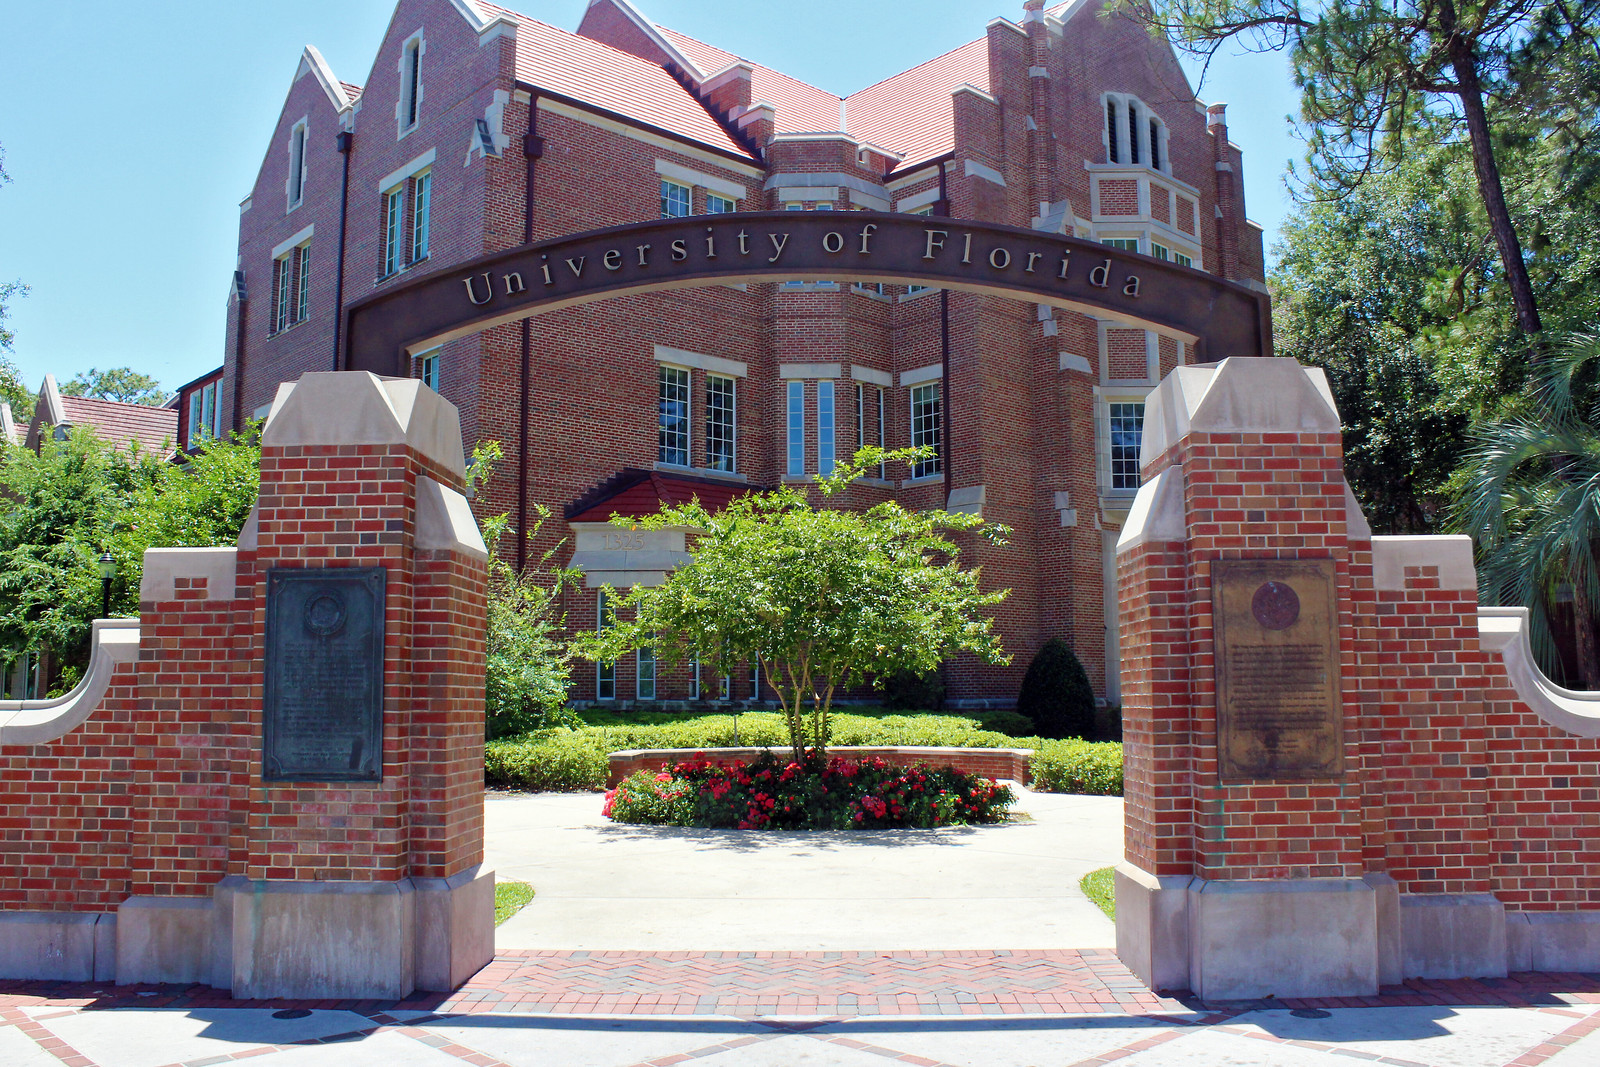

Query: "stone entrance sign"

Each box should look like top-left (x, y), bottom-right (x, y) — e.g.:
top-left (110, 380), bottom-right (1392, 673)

top-left (263, 567), bottom-right (386, 782)
top-left (1212, 558), bottom-right (1341, 780)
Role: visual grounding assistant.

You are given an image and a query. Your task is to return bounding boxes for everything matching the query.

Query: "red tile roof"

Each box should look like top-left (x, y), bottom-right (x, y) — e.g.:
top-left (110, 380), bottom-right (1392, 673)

top-left (846, 39), bottom-right (991, 171)
top-left (56, 396), bottom-right (179, 457)
top-left (566, 468), bottom-right (762, 523)
top-left (480, 3), bottom-right (753, 159)
top-left (654, 26), bottom-right (845, 135)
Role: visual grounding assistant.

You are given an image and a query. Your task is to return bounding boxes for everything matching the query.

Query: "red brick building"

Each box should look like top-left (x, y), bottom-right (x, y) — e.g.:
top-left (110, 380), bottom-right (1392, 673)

top-left (218, 0), bottom-right (1266, 707)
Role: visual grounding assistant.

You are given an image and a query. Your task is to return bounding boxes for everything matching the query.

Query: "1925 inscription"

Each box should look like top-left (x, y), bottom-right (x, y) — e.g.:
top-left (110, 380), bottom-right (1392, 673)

top-left (263, 568), bottom-right (386, 782)
top-left (1213, 559), bottom-right (1342, 780)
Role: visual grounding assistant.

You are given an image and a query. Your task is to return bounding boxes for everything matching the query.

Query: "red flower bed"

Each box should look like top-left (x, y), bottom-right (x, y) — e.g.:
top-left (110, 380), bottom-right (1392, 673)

top-left (603, 749), bottom-right (1015, 830)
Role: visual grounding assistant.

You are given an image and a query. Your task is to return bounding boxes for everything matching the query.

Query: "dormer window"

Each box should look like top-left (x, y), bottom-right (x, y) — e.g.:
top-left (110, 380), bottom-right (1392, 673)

top-left (1104, 94), bottom-right (1168, 174)
top-left (287, 120), bottom-right (307, 209)
top-left (398, 33), bottom-right (424, 136)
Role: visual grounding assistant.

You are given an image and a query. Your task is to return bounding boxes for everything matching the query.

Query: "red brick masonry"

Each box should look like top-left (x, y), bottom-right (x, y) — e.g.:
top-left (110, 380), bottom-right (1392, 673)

top-left (606, 746), bottom-right (1033, 789)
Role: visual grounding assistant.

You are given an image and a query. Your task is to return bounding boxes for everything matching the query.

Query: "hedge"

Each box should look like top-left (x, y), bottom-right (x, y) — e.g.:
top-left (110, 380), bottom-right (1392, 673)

top-left (484, 711), bottom-right (1123, 796)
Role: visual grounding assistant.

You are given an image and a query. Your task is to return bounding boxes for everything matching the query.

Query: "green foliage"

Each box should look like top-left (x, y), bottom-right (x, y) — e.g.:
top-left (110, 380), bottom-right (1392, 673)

top-left (60, 366), bottom-right (172, 407)
top-left (605, 751), bottom-right (1015, 831)
top-left (1080, 866), bottom-right (1116, 920)
top-left (482, 710), bottom-right (1124, 795)
top-left (877, 667), bottom-right (945, 711)
top-left (493, 881), bottom-right (535, 926)
top-left (0, 427), bottom-right (258, 678)
top-left (484, 734), bottom-right (609, 791)
top-left (1029, 739), bottom-right (1125, 796)
top-left (1450, 333), bottom-right (1600, 687)
top-left (0, 352), bottom-right (29, 423)
top-left (575, 446), bottom-right (1011, 760)
top-left (1016, 639), bottom-right (1096, 740)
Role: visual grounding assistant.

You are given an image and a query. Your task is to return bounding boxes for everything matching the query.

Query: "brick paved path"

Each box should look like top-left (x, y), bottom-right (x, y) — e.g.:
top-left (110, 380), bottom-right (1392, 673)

top-left (4, 950), bottom-right (1600, 1067)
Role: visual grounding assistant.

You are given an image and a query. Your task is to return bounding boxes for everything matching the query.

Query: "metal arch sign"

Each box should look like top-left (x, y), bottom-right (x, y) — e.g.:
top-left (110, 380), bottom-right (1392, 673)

top-left (340, 210), bottom-right (1272, 375)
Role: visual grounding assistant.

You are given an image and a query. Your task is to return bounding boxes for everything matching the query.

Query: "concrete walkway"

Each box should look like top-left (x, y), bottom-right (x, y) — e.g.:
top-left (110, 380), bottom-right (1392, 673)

top-left (4, 790), bottom-right (1599, 1065)
top-left (485, 785), bottom-right (1121, 950)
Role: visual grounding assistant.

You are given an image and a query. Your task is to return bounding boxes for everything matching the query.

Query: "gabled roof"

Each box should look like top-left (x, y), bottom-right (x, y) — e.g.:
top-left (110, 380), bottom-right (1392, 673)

top-left (477, 2), bottom-right (754, 160)
top-left (845, 38), bottom-right (991, 172)
top-left (298, 45), bottom-right (360, 113)
top-left (566, 468), bottom-right (762, 523)
top-left (654, 25), bottom-right (845, 135)
top-left (24, 375), bottom-right (178, 457)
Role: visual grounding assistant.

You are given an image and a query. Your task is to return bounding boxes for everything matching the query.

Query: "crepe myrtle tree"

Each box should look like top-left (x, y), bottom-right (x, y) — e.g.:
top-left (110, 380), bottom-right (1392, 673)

top-left (573, 447), bottom-right (1012, 761)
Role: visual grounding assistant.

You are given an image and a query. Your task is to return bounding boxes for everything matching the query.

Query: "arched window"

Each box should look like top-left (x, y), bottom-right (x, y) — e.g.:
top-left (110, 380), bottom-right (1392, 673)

top-left (1102, 94), bottom-right (1168, 173)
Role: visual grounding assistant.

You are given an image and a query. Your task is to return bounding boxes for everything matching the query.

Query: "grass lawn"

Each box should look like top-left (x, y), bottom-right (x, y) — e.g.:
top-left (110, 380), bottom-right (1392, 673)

top-left (1080, 866), bottom-right (1115, 919)
top-left (494, 880), bottom-right (535, 925)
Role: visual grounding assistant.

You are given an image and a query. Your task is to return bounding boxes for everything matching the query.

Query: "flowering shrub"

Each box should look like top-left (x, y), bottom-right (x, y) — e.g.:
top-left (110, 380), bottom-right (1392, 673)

top-left (602, 769), bottom-right (696, 825)
top-left (602, 750), bottom-right (1015, 830)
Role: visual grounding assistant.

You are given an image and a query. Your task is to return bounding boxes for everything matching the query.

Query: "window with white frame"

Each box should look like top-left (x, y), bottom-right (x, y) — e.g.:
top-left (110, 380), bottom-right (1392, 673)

top-left (660, 179), bottom-right (691, 218)
top-left (1104, 94), bottom-right (1167, 172)
top-left (411, 171), bottom-right (431, 262)
top-left (706, 374), bottom-right (736, 472)
top-left (855, 382), bottom-right (886, 478)
top-left (271, 241), bottom-right (310, 334)
top-left (418, 349), bottom-right (441, 391)
top-left (596, 591), bottom-right (615, 700)
top-left (399, 35), bottom-right (422, 134)
top-left (1108, 401), bottom-right (1146, 491)
top-left (816, 380), bottom-right (836, 475)
top-left (287, 120), bottom-right (307, 209)
top-left (637, 645), bottom-right (656, 700)
top-left (689, 657), bottom-right (701, 700)
top-left (1149, 242), bottom-right (1194, 268)
top-left (187, 380), bottom-right (223, 449)
top-left (1102, 237), bottom-right (1139, 252)
top-left (786, 380), bottom-right (805, 476)
top-left (706, 192), bottom-right (736, 214)
top-left (658, 365), bottom-right (690, 466)
top-left (749, 661), bottom-right (761, 701)
top-left (382, 186), bottom-right (405, 276)
top-left (909, 382), bottom-right (942, 478)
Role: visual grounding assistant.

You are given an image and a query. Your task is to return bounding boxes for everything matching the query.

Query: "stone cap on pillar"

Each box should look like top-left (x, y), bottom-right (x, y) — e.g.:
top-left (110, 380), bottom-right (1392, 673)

top-left (261, 372), bottom-right (467, 481)
top-left (1140, 357), bottom-right (1341, 471)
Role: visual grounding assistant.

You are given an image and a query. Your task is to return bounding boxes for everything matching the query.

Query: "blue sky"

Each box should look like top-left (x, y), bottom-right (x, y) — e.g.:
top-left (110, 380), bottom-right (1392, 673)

top-left (0, 0), bottom-right (1301, 396)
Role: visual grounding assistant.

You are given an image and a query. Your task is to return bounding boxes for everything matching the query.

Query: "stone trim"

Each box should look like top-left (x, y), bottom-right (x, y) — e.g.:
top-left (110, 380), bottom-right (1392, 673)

top-left (0, 619), bottom-right (139, 745)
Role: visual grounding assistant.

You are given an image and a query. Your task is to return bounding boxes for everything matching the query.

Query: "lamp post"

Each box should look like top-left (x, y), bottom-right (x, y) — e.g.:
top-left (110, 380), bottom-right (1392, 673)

top-left (97, 552), bottom-right (116, 619)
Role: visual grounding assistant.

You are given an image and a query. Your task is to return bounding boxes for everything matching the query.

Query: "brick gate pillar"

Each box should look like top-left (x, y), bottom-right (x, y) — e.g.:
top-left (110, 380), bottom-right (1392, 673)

top-left (1113, 356), bottom-right (1380, 999)
top-left (217, 371), bottom-right (492, 999)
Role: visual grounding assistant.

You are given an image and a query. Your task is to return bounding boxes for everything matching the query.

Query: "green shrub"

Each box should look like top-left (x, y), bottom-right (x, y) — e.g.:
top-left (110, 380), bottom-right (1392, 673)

top-left (483, 711), bottom-right (1125, 797)
top-left (1016, 639), bottom-right (1096, 739)
top-left (877, 668), bottom-right (945, 711)
top-left (974, 709), bottom-right (1037, 737)
top-left (603, 769), bottom-right (696, 825)
top-left (1029, 738), bottom-right (1123, 795)
top-left (485, 734), bottom-right (608, 791)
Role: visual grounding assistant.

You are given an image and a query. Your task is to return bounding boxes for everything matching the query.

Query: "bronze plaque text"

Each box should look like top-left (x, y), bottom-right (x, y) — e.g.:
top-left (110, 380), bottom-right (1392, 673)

top-left (1213, 559), bottom-right (1342, 780)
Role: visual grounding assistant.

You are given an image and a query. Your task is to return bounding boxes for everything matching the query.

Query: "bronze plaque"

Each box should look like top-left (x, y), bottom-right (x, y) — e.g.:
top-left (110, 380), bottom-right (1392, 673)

top-left (263, 567), bottom-right (386, 782)
top-left (1213, 559), bottom-right (1342, 780)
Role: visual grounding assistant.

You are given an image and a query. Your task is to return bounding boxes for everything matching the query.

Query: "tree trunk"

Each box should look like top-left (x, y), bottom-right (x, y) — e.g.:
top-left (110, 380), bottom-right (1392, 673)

top-left (1442, 3), bottom-right (1544, 346)
top-left (1575, 575), bottom-right (1600, 691)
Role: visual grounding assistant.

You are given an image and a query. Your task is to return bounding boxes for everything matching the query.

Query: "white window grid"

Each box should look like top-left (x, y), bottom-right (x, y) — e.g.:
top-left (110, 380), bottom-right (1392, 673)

top-left (706, 193), bottom-right (736, 214)
top-left (660, 179), bottom-right (691, 219)
top-left (1103, 93), bottom-right (1169, 173)
top-left (658, 365), bottom-right (690, 466)
top-left (1102, 237), bottom-right (1140, 252)
top-left (294, 245), bottom-right (310, 323)
top-left (909, 383), bottom-right (942, 478)
top-left (383, 187), bottom-right (404, 276)
top-left (749, 661), bottom-right (761, 701)
top-left (786, 380), bottom-right (805, 476)
top-left (1105, 399), bottom-right (1146, 492)
top-left (411, 171), bottom-right (431, 263)
top-left (817, 380), bottom-right (835, 475)
top-left (706, 374), bottom-right (736, 472)
top-left (274, 255), bottom-right (293, 333)
top-left (596, 590), bottom-right (615, 700)
top-left (637, 645), bottom-right (656, 701)
top-left (419, 349), bottom-right (441, 391)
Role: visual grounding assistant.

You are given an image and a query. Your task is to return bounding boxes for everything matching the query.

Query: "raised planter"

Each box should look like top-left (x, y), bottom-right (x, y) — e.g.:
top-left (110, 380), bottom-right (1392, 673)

top-left (606, 745), bottom-right (1033, 789)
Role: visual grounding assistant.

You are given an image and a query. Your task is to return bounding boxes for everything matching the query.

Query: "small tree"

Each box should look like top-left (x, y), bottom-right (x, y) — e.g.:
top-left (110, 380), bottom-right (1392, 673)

top-left (1016, 638), bottom-right (1097, 739)
top-left (61, 366), bottom-right (172, 407)
top-left (575, 447), bottom-right (1012, 761)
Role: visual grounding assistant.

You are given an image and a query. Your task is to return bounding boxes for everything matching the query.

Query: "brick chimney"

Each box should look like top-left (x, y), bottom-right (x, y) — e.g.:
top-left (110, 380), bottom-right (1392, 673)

top-left (1208, 102), bottom-right (1240, 280)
